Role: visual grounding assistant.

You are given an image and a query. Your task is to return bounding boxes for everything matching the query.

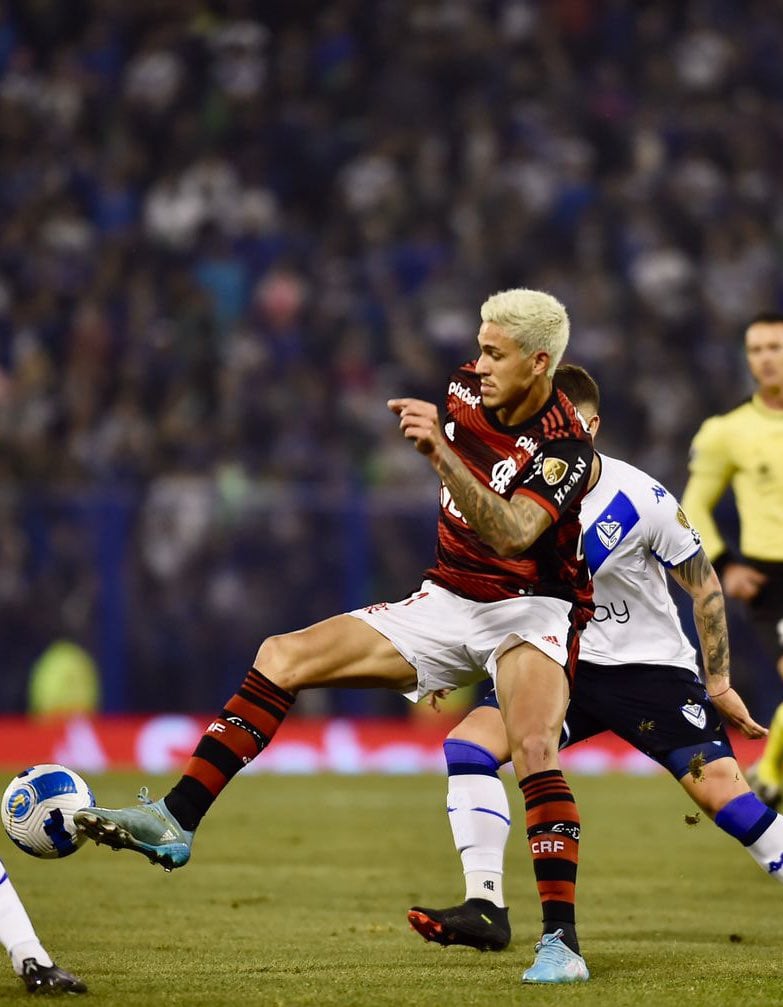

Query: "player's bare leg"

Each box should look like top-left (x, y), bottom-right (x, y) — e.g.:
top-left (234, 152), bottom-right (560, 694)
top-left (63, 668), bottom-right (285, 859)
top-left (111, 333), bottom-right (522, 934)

top-left (495, 644), bottom-right (589, 983)
top-left (442, 704), bottom-right (509, 762)
top-left (75, 616), bottom-right (415, 869)
top-left (679, 755), bottom-right (783, 880)
top-left (254, 614), bottom-right (419, 693)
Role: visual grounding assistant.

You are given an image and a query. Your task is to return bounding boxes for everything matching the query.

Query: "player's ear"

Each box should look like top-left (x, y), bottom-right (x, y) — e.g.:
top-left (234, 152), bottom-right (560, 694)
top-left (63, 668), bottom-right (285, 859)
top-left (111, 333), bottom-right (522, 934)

top-left (532, 350), bottom-right (550, 375)
top-left (590, 414), bottom-right (601, 438)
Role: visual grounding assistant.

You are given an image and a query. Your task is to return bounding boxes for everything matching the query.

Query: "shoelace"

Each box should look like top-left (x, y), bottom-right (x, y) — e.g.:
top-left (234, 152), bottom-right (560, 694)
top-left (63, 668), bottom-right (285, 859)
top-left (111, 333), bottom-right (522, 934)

top-left (137, 786), bottom-right (151, 805)
top-left (534, 931), bottom-right (571, 959)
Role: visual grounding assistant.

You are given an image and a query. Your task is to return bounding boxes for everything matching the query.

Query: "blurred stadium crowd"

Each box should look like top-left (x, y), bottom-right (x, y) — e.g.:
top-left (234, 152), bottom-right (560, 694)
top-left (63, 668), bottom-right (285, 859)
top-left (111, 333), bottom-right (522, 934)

top-left (1, 0), bottom-right (781, 714)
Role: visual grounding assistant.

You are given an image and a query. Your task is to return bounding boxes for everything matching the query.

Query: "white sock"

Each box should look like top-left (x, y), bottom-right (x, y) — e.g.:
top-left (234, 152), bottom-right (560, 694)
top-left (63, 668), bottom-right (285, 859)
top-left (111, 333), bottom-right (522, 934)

top-left (0, 862), bottom-right (53, 974)
top-left (447, 773), bottom-right (510, 907)
top-left (746, 814), bottom-right (783, 882)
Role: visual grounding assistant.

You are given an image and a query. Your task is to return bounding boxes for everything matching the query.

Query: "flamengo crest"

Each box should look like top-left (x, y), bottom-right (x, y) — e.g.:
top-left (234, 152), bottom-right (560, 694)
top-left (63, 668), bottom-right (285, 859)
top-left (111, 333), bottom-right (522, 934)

top-left (489, 457), bottom-right (518, 493)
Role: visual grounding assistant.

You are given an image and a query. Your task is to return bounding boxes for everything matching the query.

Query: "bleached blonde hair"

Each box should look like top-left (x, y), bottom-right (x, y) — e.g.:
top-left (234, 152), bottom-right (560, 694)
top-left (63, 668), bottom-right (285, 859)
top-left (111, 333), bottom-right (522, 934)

top-left (480, 288), bottom-right (570, 377)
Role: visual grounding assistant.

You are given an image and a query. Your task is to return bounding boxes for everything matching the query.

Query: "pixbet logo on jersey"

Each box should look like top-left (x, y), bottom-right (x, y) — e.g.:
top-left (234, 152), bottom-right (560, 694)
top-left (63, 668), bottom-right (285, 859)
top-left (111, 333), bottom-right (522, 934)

top-left (448, 381), bottom-right (481, 409)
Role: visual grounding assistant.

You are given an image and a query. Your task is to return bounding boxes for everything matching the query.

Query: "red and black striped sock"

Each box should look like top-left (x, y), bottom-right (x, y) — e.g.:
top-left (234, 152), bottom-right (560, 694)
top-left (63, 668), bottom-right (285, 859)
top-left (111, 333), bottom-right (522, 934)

top-left (520, 769), bottom-right (581, 954)
top-left (164, 668), bottom-right (295, 830)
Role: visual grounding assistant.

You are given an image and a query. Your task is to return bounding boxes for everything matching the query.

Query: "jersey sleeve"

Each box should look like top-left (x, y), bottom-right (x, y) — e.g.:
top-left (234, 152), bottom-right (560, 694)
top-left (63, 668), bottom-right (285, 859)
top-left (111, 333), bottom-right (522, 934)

top-left (515, 439), bottom-right (593, 520)
top-left (643, 479), bottom-right (703, 568)
top-left (680, 416), bottom-right (735, 561)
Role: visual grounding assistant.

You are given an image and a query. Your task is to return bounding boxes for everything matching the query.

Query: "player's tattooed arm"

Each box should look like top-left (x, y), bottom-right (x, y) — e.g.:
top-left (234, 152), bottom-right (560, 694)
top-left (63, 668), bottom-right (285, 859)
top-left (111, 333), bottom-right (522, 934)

top-left (669, 549), bottom-right (730, 690)
top-left (433, 449), bottom-right (552, 556)
top-left (387, 396), bottom-right (552, 554)
top-left (670, 546), bottom-right (767, 738)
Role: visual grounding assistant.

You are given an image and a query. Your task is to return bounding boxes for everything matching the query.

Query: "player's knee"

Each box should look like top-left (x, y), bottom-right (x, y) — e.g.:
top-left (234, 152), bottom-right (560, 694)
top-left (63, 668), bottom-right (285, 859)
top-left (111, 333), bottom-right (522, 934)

top-left (445, 707), bottom-right (508, 759)
top-left (686, 761), bottom-right (749, 817)
top-left (702, 783), bottom-right (749, 818)
top-left (446, 723), bottom-right (472, 743)
top-left (514, 730), bottom-right (558, 771)
top-left (255, 634), bottom-right (299, 688)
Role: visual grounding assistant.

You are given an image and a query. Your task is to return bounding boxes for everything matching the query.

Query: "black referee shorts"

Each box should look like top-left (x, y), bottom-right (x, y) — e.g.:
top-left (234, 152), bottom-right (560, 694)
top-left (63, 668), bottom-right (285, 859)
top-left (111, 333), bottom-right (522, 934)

top-left (476, 660), bottom-right (734, 779)
top-left (747, 560), bottom-right (783, 662)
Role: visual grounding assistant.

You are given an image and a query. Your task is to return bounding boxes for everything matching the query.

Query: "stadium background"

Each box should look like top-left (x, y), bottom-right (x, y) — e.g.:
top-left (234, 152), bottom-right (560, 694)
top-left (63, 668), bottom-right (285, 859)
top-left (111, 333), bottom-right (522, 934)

top-left (1, 0), bottom-right (781, 760)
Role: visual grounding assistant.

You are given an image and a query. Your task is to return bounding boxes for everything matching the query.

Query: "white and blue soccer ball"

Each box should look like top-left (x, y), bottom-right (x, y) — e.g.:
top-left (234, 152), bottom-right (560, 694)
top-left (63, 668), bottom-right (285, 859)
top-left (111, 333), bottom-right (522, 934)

top-left (1, 764), bottom-right (96, 859)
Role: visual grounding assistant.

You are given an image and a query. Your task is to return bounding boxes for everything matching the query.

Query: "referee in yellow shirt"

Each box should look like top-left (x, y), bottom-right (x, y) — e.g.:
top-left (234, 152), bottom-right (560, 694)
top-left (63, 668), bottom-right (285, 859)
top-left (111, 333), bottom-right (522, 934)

top-left (682, 312), bottom-right (783, 804)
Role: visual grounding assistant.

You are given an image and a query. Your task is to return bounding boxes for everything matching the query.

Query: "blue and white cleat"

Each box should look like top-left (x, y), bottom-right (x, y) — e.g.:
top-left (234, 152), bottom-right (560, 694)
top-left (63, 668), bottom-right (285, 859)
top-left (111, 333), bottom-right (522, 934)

top-left (521, 929), bottom-right (590, 984)
top-left (73, 787), bottom-right (194, 871)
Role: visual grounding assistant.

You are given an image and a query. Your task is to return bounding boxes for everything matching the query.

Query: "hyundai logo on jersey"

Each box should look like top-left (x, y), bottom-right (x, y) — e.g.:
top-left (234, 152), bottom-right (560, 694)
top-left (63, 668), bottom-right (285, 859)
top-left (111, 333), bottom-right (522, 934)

top-left (583, 492), bottom-right (640, 573)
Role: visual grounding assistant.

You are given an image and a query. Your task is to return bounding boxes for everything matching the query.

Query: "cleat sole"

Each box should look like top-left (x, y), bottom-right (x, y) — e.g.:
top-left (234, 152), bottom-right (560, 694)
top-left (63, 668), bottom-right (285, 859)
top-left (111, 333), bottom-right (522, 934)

top-left (407, 909), bottom-right (507, 952)
top-left (408, 911), bottom-right (446, 944)
top-left (75, 812), bottom-right (182, 870)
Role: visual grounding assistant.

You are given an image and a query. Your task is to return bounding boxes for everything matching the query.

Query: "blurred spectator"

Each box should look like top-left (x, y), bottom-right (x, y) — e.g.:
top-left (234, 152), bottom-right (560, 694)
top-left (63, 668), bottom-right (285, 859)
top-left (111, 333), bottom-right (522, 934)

top-left (0, 0), bottom-right (781, 714)
top-left (28, 639), bottom-right (100, 717)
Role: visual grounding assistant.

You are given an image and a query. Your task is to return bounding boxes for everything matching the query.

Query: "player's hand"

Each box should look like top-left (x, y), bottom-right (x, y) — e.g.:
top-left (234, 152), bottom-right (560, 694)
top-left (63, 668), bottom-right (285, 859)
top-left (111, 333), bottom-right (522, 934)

top-left (709, 686), bottom-right (768, 739)
top-left (426, 688), bottom-right (454, 712)
top-left (388, 398), bottom-right (445, 457)
top-left (721, 562), bottom-right (767, 602)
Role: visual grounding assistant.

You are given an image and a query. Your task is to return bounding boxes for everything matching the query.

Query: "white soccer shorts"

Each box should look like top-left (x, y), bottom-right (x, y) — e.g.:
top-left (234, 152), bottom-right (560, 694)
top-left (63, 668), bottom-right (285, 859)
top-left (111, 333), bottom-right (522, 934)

top-left (349, 579), bottom-right (575, 703)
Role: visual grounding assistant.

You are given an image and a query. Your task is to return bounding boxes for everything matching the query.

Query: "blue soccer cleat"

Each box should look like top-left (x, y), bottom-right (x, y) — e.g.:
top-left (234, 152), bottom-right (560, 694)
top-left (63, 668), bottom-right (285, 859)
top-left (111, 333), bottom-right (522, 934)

top-left (73, 787), bottom-right (193, 871)
top-left (521, 929), bottom-right (590, 983)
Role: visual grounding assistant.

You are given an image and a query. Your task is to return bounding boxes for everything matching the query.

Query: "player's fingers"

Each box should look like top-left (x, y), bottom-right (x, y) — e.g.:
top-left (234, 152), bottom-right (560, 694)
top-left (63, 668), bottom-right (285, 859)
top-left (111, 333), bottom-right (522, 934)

top-left (742, 720), bottom-right (768, 739)
top-left (731, 711), bottom-right (767, 738)
top-left (712, 692), bottom-right (766, 738)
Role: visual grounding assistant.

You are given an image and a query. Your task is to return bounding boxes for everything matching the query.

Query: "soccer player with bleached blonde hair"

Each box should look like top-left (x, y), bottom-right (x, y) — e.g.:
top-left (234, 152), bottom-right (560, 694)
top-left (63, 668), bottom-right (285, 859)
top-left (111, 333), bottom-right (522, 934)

top-left (77, 288), bottom-right (594, 985)
top-left (480, 289), bottom-right (570, 378)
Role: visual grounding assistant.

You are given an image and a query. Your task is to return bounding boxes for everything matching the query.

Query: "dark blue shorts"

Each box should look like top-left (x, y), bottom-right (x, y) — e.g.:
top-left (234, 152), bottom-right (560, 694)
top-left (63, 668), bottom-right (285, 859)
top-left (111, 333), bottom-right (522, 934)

top-left (476, 660), bottom-right (734, 778)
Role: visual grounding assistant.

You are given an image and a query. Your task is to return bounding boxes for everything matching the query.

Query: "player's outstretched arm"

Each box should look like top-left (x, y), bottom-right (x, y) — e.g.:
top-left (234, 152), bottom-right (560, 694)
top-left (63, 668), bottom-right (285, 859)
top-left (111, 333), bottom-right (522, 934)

top-left (388, 397), bottom-right (552, 556)
top-left (668, 549), bottom-right (767, 739)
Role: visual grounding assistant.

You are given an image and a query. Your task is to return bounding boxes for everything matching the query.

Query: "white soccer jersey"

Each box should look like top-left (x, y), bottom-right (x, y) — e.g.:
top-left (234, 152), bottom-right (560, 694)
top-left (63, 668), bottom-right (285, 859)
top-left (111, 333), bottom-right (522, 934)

top-left (578, 453), bottom-right (702, 671)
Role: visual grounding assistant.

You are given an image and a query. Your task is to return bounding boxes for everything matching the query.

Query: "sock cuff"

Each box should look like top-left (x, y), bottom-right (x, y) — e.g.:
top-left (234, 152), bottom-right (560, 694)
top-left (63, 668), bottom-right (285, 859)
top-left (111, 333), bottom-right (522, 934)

top-left (244, 667), bottom-right (296, 706)
top-left (443, 739), bottom-right (501, 775)
top-left (715, 792), bottom-right (777, 846)
top-left (519, 769), bottom-right (566, 800)
top-left (519, 769), bottom-right (564, 789)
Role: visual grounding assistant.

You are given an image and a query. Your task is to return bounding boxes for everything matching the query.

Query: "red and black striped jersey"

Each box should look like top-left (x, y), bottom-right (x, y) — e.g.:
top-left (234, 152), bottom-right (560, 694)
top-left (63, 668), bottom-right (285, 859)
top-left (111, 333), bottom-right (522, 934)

top-left (424, 361), bottom-right (594, 624)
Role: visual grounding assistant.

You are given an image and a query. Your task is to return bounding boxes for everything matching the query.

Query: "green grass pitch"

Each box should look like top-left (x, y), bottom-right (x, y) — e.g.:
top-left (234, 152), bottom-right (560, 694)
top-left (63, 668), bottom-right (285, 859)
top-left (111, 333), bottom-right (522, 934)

top-left (1, 771), bottom-right (782, 1006)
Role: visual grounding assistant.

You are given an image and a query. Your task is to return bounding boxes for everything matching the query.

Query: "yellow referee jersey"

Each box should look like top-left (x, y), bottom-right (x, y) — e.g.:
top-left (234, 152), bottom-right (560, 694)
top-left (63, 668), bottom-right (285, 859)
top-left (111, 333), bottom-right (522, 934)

top-left (681, 395), bottom-right (783, 562)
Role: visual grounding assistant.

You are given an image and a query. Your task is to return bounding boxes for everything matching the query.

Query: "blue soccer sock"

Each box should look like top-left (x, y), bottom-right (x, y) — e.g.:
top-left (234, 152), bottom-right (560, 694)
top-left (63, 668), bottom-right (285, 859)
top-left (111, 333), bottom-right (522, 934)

top-left (715, 792), bottom-right (783, 882)
top-left (444, 739), bottom-right (510, 907)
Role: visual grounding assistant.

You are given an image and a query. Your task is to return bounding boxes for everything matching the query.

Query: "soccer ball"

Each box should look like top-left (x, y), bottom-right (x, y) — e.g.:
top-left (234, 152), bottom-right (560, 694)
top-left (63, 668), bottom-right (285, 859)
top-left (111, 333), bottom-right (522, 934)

top-left (1, 764), bottom-right (96, 859)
